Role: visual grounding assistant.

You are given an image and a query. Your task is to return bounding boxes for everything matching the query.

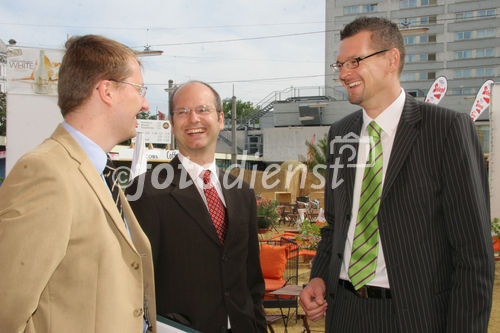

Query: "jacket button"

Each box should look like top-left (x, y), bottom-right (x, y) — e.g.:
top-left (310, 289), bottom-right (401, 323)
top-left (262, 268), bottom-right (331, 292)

top-left (131, 261), bottom-right (140, 270)
top-left (134, 308), bottom-right (144, 317)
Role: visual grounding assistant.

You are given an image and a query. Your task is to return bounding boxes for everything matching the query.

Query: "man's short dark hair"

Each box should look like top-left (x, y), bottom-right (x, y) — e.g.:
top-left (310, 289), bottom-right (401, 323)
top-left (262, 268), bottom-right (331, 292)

top-left (168, 80), bottom-right (222, 124)
top-left (340, 16), bottom-right (405, 74)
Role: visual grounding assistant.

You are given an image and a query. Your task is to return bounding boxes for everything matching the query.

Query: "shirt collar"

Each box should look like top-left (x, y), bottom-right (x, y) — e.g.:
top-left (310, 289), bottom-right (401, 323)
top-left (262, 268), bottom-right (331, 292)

top-left (61, 121), bottom-right (107, 175)
top-left (362, 88), bottom-right (406, 137)
top-left (177, 152), bottom-right (218, 182)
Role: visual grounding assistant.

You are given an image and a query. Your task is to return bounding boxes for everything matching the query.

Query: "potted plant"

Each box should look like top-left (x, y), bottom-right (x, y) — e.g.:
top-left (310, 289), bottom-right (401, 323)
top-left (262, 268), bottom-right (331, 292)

top-left (295, 218), bottom-right (324, 251)
top-left (256, 199), bottom-right (280, 233)
top-left (492, 217), bottom-right (500, 252)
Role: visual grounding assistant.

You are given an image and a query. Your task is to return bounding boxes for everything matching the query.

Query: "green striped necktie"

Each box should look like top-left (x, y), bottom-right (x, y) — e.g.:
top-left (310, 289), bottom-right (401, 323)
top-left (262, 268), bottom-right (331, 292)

top-left (348, 121), bottom-right (383, 290)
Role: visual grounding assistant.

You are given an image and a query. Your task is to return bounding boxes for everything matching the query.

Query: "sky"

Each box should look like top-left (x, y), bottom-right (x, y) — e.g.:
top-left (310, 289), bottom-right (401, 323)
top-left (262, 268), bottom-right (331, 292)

top-left (0, 0), bottom-right (326, 117)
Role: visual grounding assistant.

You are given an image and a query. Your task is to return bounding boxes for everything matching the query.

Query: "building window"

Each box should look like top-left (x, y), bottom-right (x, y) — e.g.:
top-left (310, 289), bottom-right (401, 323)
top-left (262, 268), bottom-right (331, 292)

top-left (456, 48), bottom-right (494, 59)
top-left (404, 35), bottom-right (435, 45)
top-left (476, 29), bottom-right (494, 38)
top-left (455, 68), bottom-right (494, 78)
top-left (247, 135), bottom-right (263, 156)
top-left (451, 87), bottom-right (477, 95)
top-left (456, 29), bottom-right (495, 41)
top-left (404, 53), bottom-right (434, 62)
top-left (476, 48), bottom-right (494, 57)
top-left (401, 71), bottom-right (435, 81)
top-left (400, 0), bottom-right (433, 8)
top-left (456, 31), bottom-right (473, 40)
top-left (344, 3), bottom-right (377, 14)
top-left (457, 8), bottom-right (496, 20)
top-left (456, 50), bottom-right (473, 59)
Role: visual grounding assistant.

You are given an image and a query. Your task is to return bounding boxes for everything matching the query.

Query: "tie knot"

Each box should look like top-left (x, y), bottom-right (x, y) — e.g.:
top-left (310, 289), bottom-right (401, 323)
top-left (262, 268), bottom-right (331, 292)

top-left (367, 121), bottom-right (382, 139)
top-left (202, 170), bottom-right (211, 185)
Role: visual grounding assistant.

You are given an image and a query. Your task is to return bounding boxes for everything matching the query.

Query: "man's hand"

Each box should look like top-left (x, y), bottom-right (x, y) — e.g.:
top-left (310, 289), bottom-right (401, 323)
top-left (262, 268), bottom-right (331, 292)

top-left (299, 277), bottom-right (328, 321)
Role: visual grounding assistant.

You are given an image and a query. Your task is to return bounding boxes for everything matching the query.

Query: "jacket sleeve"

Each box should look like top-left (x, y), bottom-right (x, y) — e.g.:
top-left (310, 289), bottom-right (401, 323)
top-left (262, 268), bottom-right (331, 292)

top-left (440, 113), bottom-right (494, 332)
top-left (0, 154), bottom-right (72, 333)
top-left (310, 126), bottom-right (335, 281)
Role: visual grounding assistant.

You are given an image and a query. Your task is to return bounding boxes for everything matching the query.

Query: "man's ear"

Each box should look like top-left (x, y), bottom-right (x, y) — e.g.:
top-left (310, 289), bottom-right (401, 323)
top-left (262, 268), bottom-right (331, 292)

top-left (388, 48), bottom-right (400, 74)
top-left (96, 80), bottom-right (114, 106)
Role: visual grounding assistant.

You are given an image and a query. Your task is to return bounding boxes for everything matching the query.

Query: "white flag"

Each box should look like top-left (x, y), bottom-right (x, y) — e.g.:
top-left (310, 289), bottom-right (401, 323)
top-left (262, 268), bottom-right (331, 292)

top-left (470, 80), bottom-right (494, 122)
top-left (425, 76), bottom-right (448, 105)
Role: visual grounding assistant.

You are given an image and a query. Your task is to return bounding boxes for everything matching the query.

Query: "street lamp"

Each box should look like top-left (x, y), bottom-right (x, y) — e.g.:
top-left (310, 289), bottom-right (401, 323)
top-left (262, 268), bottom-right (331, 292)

top-left (135, 45), bottom-right (163, 57)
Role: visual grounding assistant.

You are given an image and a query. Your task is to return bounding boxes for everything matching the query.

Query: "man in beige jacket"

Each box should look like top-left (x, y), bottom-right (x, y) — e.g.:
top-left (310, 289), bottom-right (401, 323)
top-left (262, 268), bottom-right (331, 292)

top-left (0, 35), bottom-right (156, 333)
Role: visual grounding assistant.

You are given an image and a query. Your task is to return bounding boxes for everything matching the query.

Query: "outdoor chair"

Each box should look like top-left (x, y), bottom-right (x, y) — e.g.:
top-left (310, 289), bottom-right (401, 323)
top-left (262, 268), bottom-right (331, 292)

top-left (259, 237), bottom-right (299, 322)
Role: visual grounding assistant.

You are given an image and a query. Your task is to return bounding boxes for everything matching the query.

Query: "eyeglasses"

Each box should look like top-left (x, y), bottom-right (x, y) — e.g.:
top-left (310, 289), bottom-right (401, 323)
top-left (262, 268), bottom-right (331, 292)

top-left (109, 79), bottom-right (147, 96)
top-left (330, 49), bottom-right (390, 72)
top-left (172, 105), bottom-right (216, 117)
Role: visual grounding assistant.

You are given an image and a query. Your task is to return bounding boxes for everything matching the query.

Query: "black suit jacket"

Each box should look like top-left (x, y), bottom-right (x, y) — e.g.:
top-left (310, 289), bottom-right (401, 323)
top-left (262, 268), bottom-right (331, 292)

top-left (127, 156), bottom-right (266, 333)
top-left (311, 94), bottom-right (495, 332)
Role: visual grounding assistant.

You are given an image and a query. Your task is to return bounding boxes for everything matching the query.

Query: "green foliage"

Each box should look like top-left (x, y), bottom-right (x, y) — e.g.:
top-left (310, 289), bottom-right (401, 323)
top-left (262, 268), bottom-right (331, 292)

top-left (492, 217), bottom-right (500, 238)
top-left (0, 92), bottom-right (6, 136)
top-left (137, 111), bottom-right (157, 120)
top-left (222, 98), bottom-right (258, 124)
top-left (305, 133), bottom-right (328, 174)
top-left (295, 218), bottom-right (325, 250)
top-left (256, 199), bottom-right (280, 228)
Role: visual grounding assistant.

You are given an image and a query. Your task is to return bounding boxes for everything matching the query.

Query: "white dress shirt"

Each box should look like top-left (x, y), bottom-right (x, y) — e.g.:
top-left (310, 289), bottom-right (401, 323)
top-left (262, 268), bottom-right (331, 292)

top-left (177, 152), bottom-right (226, 208)
top-left (339, 89), bottom-right (406, 288)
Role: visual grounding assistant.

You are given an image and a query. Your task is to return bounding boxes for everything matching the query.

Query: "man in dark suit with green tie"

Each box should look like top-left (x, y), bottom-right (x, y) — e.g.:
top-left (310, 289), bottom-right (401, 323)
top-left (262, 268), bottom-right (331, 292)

top-left (300, 16), bottom-right (494, 332)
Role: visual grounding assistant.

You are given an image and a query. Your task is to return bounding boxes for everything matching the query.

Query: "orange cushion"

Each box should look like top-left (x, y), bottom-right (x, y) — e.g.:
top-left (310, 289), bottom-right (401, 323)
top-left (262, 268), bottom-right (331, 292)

top-left (264, 278), bottom-right (287, 291)
top-left (260, 244), bottom-right (287, 279)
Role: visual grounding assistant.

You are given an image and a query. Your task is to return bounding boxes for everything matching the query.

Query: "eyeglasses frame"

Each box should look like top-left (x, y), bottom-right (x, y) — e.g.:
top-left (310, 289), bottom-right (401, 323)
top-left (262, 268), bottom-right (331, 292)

top-left (172, 105), bottom-right (217, 117)
top-left (109, 79), bottom-right (147, 96)
top-left (330, 49), bottom-right (390, 72)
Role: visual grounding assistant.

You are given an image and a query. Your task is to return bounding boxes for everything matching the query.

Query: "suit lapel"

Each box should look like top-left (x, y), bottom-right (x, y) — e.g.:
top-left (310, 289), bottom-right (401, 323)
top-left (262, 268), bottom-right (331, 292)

top-left (51, 125), bottom-right (138, 252)
top-left (381, 94), bottom-right (422, 201)
top-left (169, 157), bottom-right (222, 246)
top-left (341, 113), bottom-right (363, 231)
top-left (219, 171), bottom-right (237, 246)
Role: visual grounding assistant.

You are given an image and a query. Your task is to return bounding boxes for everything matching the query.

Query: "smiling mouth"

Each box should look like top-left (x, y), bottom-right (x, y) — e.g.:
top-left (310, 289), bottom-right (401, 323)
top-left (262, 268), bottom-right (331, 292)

top-left (186, 128), bottom-right (205, 134)
top-left (348, 81), bottom-right (362, 88)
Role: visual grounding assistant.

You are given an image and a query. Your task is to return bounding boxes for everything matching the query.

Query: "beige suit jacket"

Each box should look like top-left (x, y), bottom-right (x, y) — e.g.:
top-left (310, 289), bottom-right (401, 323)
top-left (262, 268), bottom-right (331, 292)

top-left (0, 125), bottom-right (156, 333)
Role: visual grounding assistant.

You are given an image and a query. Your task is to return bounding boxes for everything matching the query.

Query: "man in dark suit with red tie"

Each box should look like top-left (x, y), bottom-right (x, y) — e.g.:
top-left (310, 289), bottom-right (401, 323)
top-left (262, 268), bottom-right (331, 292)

top-left (300, 17), bottom-right (494, 332)
top-left (127, 81), bottom-right (266, 332)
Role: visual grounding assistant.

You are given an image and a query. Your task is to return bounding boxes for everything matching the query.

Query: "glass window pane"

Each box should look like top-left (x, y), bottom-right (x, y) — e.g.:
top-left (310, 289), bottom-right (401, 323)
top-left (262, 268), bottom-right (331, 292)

top-left (464, 31), bottom-right (472, 39)
top-left (476, 49), bottom-right (484, 57)
top-left (464, 69), bottom-right (472, 77)
top-left (464, 50), bottom-right (472, 58)
top-left (485, 68), bottom-right (494, 75)
top-left (420, 35), bottom-right (428, 43)
top-left (486, 48), bottom-right (494, 57)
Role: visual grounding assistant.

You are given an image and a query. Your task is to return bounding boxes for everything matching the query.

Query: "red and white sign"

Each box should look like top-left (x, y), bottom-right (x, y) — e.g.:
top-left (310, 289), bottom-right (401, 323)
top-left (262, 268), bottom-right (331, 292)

top-left (425, 76), bottom-right (448, 105)
top-left (470, 80), bottom-right (494, 122)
